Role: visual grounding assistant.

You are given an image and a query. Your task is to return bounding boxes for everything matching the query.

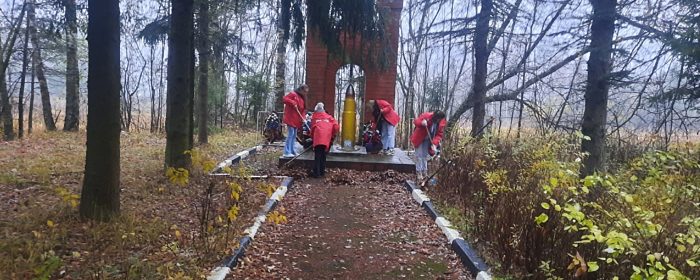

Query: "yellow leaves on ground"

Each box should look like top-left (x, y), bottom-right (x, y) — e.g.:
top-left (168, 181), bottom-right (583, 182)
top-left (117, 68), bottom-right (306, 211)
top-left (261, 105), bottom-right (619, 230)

top-left (266, 210), bottom-right (288, 226)
top-left (165, 150), bottom-right (220, 188)
top-left (55, 187), bottom-right (79, 208)
top-left (257, 183), bottom-right (278, 197)
top-left (0, 130), bottom-right (265, 278)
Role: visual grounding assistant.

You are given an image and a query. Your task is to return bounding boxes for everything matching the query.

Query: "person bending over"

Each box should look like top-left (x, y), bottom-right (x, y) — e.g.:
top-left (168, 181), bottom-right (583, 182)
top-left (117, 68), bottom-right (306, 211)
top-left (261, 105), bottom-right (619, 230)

top-left (309, 103), bottom-right (339, 178)
top-left (367, 100), bottom-right (400, 155)
top-left (410, 110), bottom-right (446, 179)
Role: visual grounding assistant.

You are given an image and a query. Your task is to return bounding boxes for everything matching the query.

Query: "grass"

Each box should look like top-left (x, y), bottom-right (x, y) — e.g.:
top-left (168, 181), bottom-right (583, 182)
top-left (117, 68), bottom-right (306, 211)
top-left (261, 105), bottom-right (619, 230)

top-left (0, 129), bottom-right (272, 279)
top-left (387, 258), bottom-right (448, 276)
top-left (430, 199), bottom-right (511, 277)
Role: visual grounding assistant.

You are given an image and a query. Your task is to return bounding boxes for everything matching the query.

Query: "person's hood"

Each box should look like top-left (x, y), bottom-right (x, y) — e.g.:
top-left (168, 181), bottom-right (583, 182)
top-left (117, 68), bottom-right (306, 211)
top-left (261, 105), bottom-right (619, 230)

top-left (314, 102), bottom-right (325, 112)
top-left (312, 111), bottom-right (333, 119)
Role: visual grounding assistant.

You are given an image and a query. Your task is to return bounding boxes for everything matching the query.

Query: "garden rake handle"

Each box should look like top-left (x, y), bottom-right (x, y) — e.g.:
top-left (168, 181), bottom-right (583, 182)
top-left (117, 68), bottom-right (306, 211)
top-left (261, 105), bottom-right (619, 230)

top-left (281, 145), bottom-right (314, 169)
top-left (425, 124), bottom-right (434, 145)
top-left (296, 107), bottom-right (312, 131)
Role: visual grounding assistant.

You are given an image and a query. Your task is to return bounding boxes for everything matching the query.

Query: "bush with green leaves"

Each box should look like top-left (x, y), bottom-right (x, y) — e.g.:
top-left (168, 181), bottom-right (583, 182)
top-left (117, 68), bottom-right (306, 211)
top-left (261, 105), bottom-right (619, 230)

top-left (430, 134), bottom-right (700, 279)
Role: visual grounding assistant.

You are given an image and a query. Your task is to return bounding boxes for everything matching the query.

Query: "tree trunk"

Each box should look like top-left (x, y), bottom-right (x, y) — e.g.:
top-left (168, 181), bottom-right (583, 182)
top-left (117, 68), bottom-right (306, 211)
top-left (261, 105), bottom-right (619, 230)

top-left (28, 54), bottom-right (35, 135)
top-left (165, 0), bottom-right (194, 169)
top-left (197, 0), bottom-right (210, 144)
top-left (274, 28), bottom-right (287, 112)
top-left (580, 0), bottom-right (616, 176)
top-left (18, 11), bottom-right (31, 139)
top-left (150, 45), bottom-right (157, 133)
top-left (220, 65), bottom-right (226, 129)
top-left (189, 33), bottom-right (195, 150)
top-left (0, 77), bottom-right (13, 141)
top-left (80, 0), bottom-right (121, 221)
top-left (158, 41), bottom-right (165, 132)
top-left (274, 0), bottom-right (290, 112)
top-left (63, 0), bottom-right (80, 131)
top-left (27, 0), bottom-right (56, 131)
top-left (469, 0), bottom-right (493, 138)
top-left (1, 7), bottom-right (26, 141)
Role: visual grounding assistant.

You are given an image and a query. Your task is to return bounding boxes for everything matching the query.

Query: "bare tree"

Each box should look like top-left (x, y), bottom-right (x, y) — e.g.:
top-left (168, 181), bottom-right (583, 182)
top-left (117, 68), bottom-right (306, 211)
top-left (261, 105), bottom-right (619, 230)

top-left (18, 3), bottom-right (31, 139)
top-left (468, 0), bottom-right (493, 138)
top-left (28, 52), bottom-right (35, 135)
top-left (1, 5), bottom-right (26, 141)
top-left (397, 0), bottom-right (443, 146)
top-left (27, 0), bottom-right (57, 131)
top-left (63, 0), bottom-right (80, 131)
top-left (445, 0), bottom-right (573, 135)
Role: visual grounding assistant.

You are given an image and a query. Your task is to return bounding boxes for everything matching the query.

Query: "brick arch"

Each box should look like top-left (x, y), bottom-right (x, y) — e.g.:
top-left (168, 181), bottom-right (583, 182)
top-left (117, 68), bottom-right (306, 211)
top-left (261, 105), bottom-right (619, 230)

top-left (305, 0), bottom-right (403, 119)
top-left (329, 62), bottom-right (365, 103)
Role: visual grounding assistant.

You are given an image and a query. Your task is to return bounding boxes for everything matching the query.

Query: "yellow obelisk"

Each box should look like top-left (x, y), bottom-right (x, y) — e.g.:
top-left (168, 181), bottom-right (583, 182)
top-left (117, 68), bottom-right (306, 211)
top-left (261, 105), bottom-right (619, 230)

top-left (341, 85), bottom-right (356, 150)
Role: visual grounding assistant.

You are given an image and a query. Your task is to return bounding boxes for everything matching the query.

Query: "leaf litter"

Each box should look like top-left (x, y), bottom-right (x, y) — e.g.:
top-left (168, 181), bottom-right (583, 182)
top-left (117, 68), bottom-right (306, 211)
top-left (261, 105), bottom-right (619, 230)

top-left (229, 168), bottom-right (472, 279)
top-left (0, 130), bottom-right (283, 279)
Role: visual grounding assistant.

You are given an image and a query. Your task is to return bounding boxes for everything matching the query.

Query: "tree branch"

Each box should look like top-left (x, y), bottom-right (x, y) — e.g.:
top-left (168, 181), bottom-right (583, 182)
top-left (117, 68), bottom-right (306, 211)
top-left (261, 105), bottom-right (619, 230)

top-left (446, 46), bottom-right (591, 134)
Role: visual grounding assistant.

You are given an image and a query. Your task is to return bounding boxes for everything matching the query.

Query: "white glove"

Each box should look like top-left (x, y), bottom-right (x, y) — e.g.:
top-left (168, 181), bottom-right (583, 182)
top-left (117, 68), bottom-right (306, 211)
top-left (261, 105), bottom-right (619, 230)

top-left (431, 144), bottom-right (437, 151)
top-left (421, 119), bottom-right (428, 127)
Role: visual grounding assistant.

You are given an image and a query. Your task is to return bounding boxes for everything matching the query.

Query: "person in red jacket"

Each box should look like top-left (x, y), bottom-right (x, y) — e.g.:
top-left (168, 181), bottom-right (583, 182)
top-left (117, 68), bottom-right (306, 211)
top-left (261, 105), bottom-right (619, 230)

top-left (282, 84), bottom-right (309, 157)
top-left (367, 100), bottom-right (401, 155)
top-left (410, 110), bottom-right (446, 179)
top-left (310, 103), bottom-right (339, 178)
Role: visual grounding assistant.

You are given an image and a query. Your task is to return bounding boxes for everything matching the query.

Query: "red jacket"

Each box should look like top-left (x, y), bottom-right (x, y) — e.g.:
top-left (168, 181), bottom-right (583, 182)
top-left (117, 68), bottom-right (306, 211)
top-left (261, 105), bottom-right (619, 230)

top-left (310, 111), bottom-right (340, 152)
top-left (282, 91), bottom-right (306, 128)
top-left (376, 100), bottom-right (400, 126)
top-left (410, 112), bottom-right (446, 148)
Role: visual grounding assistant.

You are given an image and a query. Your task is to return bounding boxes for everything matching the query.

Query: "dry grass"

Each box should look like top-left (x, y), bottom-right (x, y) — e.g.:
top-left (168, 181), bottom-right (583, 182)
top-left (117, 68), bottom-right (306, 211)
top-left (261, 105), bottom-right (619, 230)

top-left (0, 129), bottom-right (275, 279)
top-left (427, 135), bottom-right (700, 279)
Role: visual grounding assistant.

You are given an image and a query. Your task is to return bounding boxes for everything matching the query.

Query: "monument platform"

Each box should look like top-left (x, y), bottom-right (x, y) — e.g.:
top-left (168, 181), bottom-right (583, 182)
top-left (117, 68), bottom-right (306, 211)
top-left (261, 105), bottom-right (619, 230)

top-left (279, 146), bottom-right (415, 173)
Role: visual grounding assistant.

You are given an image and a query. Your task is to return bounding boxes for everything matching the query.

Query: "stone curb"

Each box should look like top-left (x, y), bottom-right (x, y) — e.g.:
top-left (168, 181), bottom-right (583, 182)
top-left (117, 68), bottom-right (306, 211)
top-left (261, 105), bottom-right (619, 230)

top-left (207, 177), bottom-right (295, 280)
top-left (404, 180), bottom-right (492, 280)
top-left (211, 145), bottom-right (263, 174)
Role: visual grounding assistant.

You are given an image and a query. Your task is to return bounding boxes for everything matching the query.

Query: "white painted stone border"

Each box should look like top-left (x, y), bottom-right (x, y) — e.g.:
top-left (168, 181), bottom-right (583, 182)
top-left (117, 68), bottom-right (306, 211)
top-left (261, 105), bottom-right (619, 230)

top-left (206, 177), bottom-right (294, 280)
top-left (211, 145), bottom-right (263, 174)
top-left (404, 180), bottom-right (492, 279)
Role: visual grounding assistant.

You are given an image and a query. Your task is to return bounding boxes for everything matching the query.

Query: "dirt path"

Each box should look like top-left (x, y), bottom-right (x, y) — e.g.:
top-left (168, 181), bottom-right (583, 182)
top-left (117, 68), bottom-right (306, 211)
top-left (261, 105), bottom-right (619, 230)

top-left (229, 170), bottom-right (471, 279)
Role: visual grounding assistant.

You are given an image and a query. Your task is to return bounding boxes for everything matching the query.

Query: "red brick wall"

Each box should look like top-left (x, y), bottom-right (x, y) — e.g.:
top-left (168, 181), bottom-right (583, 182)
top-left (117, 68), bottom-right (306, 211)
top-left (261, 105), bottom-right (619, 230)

top-left (305, 0), bottom-right (403, 120)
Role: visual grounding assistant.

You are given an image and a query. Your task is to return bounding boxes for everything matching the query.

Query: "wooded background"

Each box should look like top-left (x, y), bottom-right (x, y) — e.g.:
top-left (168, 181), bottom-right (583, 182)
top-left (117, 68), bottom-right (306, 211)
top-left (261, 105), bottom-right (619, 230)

top-left (0, 0), bottom-right (698, 158)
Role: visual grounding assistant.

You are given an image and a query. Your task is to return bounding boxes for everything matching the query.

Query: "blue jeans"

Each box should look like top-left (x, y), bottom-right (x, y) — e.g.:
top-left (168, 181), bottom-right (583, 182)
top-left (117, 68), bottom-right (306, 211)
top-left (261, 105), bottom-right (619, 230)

top-left (285, 126), bottom-right (298, 155)
top-left (415, 138), bottom-right (431, 172)
top-left (380, 121), bottom-right (396, 150)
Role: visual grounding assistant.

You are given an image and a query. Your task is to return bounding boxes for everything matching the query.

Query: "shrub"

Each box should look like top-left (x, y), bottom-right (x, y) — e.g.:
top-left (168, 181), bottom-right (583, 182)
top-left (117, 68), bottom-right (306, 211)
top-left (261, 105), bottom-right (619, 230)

top-left (429, 134), bottom-right (700, 279)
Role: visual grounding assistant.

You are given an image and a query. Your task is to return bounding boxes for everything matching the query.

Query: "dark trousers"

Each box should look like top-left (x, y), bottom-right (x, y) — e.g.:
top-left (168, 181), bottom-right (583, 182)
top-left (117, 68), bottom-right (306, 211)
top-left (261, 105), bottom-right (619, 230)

top-left (313, 145), bottom-right (327, 177)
